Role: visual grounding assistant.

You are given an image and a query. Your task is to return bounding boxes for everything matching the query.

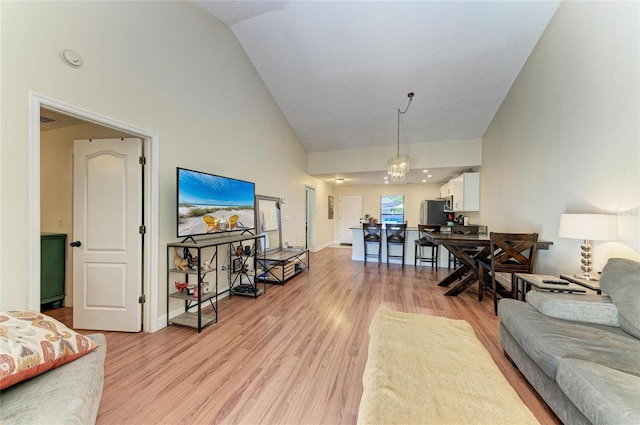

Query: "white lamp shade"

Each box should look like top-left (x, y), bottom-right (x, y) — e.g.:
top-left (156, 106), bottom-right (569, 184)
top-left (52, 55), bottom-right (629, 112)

top-left (558, 214), bottom-right (618, 241)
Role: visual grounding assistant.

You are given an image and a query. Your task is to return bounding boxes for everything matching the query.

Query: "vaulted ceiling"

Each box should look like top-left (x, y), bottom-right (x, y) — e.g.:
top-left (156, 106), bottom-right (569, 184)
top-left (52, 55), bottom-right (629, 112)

top-left (43, 2), bottom-right (561, 185)
top-left (196, 1), bottom-right (559, 185)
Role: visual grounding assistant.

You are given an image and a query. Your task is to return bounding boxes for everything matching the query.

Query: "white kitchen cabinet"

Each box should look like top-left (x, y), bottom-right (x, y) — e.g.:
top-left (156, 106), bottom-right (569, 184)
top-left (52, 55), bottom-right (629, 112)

top-left (449, 175), bottom-right (463, 209)
top-left (439, 182), bottom-right (452, 198)
top-left (450, 172), bottom-right (480, 212)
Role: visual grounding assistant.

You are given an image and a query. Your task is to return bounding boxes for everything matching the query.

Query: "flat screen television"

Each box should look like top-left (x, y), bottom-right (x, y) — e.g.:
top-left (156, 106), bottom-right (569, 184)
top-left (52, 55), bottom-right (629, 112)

top-left (177, 167), bottom-right (256, 238)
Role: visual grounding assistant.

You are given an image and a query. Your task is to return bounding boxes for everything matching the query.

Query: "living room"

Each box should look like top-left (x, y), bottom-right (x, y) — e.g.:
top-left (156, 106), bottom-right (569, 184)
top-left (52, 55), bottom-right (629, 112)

top-left (1, 1), bottom-right (638, 424)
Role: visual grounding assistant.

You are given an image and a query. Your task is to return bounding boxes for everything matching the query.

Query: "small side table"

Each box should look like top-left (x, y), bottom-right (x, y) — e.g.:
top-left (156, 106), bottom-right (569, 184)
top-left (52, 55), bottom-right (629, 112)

top-left (559, 274), bottom-right (602, 295)
top-left (514, 274), bottom-right (588, 300)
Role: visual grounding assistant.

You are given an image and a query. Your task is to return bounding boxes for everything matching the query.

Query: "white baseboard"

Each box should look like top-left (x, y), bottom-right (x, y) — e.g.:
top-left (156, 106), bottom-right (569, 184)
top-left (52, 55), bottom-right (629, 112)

top-left (311, 241), bottom-right (337, 252)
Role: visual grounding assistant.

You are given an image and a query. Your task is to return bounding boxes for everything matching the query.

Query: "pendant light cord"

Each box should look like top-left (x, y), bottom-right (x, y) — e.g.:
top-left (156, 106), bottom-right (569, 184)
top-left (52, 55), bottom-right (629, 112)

top-left (397, 92), bottom-right (415, 155)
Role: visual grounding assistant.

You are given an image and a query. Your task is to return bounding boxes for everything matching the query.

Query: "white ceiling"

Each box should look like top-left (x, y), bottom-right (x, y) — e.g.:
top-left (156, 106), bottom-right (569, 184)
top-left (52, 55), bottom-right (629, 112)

top-left (196, 0), bottom-right (559, 185)
top-left (40, 108), bottom-right (86, 132)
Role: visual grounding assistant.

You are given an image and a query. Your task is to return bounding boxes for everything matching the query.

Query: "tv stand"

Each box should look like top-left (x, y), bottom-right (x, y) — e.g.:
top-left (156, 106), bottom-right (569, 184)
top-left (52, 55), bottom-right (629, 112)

top-left (180, 236), bottom-right (198, 244)
top-left (166, 233), bottom-right (265, 332)
top-left (257, 247), bottom-right (309, 285)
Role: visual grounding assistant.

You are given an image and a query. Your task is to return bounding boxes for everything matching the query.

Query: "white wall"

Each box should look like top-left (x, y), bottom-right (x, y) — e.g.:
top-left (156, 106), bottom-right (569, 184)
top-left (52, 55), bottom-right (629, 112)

top-left (309, 138), bottom-right (481, 174)
top-left (481, 1), bottom-right (640, 274)
top-left (0, 2), bottom-right (333, 312)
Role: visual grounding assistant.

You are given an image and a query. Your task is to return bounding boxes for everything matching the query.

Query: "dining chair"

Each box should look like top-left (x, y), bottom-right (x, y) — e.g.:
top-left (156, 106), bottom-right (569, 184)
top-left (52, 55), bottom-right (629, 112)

top-left (363, 223), bottom-right (383, 265)
top-left (386, 223), bottom-right (407, 268)
top-left (414, 224), bottom-right (439, 269)
top-left (448, 225), bottom-right (480, 270)
top-left (477, 232), bottom-right (538, 315)
top-left (452, 225), bottom-right (480, 235)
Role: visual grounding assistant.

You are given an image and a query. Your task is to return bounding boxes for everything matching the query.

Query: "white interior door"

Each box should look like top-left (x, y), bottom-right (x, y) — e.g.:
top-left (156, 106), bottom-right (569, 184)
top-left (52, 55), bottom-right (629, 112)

top-left (72, 138), bottom-right (142, 332)
top-left (339, 195), bottom-right (363, 244)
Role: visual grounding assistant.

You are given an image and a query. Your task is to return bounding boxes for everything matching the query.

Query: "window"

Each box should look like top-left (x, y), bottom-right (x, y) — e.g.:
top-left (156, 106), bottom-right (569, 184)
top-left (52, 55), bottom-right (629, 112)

top-left (380, 195), bottom-right (404, 224)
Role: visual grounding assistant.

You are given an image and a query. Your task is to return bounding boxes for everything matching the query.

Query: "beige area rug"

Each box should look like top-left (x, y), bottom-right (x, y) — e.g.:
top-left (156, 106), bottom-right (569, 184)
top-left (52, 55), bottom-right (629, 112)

top-left (357, 308), bottom-right (539, 425)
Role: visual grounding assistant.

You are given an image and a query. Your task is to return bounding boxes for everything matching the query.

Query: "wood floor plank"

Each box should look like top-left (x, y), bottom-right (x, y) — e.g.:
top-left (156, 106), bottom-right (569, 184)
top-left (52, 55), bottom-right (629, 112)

top-left (46, 247), bottom-right (560, 425)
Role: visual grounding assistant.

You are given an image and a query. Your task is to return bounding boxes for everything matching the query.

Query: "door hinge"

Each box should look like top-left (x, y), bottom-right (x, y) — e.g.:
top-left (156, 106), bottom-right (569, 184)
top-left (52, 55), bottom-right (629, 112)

top-left (139, 225), bottom-right (146, 234)
top-left (138, 294), bottom-right (146, 304)
top-left (139, 156), bottom-right (146, 165)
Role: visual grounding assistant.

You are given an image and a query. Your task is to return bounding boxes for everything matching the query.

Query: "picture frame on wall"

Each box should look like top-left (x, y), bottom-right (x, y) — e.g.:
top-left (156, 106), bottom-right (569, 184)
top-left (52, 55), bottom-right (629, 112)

top-left (328, 196), bottom-right (334, 219)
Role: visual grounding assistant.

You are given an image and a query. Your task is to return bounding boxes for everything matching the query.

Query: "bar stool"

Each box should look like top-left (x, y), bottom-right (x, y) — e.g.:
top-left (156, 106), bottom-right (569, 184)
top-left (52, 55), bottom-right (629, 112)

top-left (386, 223), bottom-right (407, 268)
top-left (448, 251), bottom-right (460, 269)
top-left (414, 224), bottom-right (439, 269)
top-left (362, 223), bottom-right (382, 264)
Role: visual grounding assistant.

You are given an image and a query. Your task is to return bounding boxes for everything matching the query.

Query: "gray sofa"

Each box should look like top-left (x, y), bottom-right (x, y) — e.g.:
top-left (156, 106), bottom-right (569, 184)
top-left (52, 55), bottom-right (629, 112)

top-left (499, 258), bottom-right (640, 425)
top-left (0, 333), bottom-right (106, 425)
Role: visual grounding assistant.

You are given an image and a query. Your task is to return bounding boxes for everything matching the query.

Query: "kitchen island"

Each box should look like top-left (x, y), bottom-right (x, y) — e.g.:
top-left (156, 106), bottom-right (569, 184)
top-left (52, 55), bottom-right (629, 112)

top-left (351, 226), bottom-right (448, 267)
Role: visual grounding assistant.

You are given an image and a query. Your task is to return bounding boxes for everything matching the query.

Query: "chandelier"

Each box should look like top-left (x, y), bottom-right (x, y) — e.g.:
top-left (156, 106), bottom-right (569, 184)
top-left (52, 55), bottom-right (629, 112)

top-left (388, 92), bottom-right (414, 182)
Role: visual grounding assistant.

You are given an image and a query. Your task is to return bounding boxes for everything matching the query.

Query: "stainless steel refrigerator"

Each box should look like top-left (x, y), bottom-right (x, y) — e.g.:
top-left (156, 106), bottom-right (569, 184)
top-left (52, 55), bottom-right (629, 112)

top-left (419, 200), bottom-right (448, 225)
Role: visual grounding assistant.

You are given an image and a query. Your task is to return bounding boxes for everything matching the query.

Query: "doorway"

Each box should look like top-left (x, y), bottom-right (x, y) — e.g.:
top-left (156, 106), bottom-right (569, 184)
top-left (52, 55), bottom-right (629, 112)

top-left (40, 113), bottom-right (139, 314)
top-left (339, 195), bottom-right (363, 244)
top-left (305, 186), bottom-right (316, 251)
top-left (28, 92), bottom-right (160, 332)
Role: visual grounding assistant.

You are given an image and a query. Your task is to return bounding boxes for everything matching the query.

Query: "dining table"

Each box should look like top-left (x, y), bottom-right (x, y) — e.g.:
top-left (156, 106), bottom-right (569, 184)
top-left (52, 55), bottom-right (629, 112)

top-left (424, 231), bottom-right (553, 296)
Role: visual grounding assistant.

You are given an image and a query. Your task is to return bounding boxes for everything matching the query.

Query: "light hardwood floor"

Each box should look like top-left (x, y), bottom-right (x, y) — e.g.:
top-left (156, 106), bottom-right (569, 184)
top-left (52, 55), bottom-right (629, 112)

top-left (48, 247), bottom-right (560, 424)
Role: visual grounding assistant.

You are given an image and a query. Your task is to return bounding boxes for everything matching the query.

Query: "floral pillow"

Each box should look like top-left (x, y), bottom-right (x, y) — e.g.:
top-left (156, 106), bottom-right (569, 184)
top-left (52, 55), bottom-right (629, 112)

top-left (0, 310), bottom-right (100, 390)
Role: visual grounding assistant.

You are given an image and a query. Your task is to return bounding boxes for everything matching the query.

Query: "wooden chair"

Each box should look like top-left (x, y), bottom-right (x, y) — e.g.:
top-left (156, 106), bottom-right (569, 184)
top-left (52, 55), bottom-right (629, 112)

top-left (448, 225), bottom-right (480, 270)
top-left (363, 223), bottom-right (383, 264)
top-left (478, 232), bottom-right (538, 315)
top-left (386, 223), bottom-right (407, 268)
top-left (452, 225), bottom-right (479, 235)
top-left (414, 224), bottom-right (439, 269)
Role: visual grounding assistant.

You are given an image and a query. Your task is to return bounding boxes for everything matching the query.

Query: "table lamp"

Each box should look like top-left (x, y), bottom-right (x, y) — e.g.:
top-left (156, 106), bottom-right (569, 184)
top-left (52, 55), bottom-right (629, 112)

top-left (558, 213), bottom-right (617, 280)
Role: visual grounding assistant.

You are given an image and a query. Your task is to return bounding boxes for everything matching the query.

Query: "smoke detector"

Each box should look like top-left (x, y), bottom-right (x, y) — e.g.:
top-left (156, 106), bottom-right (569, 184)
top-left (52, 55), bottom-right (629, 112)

top-left (60, 49), bottom-right (82, 68)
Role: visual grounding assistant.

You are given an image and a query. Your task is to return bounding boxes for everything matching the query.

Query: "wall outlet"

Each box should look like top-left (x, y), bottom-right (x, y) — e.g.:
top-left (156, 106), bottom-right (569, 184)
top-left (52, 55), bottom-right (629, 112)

top-left (57, 218), bottom-right (62, 227)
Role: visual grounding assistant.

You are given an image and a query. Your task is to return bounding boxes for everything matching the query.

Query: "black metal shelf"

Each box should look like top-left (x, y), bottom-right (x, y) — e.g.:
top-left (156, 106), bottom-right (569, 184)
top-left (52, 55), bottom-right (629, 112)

top-left (256, 248), bottom-right (309, 285)
top-left (167, 233), bottom-right (265, 332)
top-left (169, 290), bottom-right (217, 302)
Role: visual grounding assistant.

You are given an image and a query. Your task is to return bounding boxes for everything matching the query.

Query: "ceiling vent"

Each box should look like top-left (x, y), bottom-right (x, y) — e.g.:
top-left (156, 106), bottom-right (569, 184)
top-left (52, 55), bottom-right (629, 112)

top-left (40, 116), bottom-right (55, 123)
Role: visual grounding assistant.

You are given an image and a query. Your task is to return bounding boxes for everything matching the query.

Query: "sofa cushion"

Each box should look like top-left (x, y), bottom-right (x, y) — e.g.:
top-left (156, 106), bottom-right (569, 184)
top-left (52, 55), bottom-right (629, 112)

top-left (556, 358), bottom-right (640, 425)
top-left (0, 310), bottom-right (99, 390)
top-left (599, 258), bottom-right (640, 339)
top-left (0, 333), bottom-right (106, 425)
top-left (498, 299), bottom-right (640, 380)
top-left (526, 291), bottom-right (620, 327)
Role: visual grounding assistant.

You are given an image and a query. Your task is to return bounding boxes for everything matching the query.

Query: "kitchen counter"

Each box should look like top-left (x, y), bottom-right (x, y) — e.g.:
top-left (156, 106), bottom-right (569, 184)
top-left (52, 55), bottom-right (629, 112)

top-left (351, 224), bottom-right (487, 266)
top-left (350, 226), bottom-right (444, 266)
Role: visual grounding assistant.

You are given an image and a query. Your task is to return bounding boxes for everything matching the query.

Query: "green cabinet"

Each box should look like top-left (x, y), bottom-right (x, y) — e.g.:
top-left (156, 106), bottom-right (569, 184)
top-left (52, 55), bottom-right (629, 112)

top-left (41, 233), bottom-right (66, 308)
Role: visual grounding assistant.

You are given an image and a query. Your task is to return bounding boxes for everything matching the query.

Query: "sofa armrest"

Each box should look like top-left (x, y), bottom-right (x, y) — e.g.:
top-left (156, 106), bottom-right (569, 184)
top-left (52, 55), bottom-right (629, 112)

top-left (526, 291), bottom-right (620, 327)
